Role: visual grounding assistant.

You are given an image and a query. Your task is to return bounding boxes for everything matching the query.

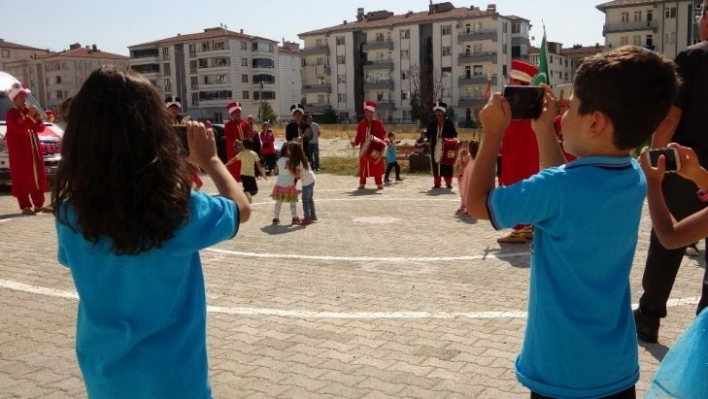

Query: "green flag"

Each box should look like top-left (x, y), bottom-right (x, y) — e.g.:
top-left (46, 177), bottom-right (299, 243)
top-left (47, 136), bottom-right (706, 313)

top-left (533, 29), bottom-right (549, 86)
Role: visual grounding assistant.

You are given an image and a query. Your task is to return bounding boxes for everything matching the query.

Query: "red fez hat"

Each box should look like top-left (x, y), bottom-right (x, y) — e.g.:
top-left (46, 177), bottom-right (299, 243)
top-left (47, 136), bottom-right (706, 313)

top-left (510, 60), bottom-right (538, 84)
top-left (363, 100), bottom-right (377, 112)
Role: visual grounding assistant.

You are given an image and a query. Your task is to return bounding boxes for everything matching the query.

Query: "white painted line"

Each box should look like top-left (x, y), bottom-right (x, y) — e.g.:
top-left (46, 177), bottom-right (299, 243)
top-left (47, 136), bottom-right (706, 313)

top-left (204, 247), bottom-right (531, 262)
top-left (0, 279), bottom-right (699, 320)
top-left (0, 219), bottom-right (12, 224)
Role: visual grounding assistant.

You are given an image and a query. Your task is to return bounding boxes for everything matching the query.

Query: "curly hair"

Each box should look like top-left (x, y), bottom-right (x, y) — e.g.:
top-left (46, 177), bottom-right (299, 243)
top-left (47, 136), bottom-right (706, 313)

top-left (52, 66), bottom-right (193, 255)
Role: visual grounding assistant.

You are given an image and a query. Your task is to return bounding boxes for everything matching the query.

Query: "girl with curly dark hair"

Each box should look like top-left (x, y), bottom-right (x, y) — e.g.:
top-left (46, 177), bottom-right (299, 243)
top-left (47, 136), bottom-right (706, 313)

top-left (52, 65), bottom-right (250, 398)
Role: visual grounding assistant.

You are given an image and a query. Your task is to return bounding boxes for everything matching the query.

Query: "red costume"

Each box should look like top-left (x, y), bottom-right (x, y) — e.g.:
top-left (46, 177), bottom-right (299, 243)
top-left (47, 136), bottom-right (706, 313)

top-left (5, 107), bottom-right (48, 210)
top-left (223, 101), bottom-right (249, 183)
top-left (353, 117), bottom-right (386, 187)
top-left (499, 119), bottom-right (539, 186)
top-left (554, 115), bottom-right (577, 162)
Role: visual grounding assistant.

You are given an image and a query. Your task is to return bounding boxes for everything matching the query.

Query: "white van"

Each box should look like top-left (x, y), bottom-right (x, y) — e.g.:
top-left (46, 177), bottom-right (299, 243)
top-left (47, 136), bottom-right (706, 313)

top-left (0, 71), bottom-right (63, 186)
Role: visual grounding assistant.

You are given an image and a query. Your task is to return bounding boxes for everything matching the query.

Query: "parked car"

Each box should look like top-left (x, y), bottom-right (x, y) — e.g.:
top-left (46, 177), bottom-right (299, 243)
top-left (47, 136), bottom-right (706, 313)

top-left (0, 71), bottom-right (63, 186)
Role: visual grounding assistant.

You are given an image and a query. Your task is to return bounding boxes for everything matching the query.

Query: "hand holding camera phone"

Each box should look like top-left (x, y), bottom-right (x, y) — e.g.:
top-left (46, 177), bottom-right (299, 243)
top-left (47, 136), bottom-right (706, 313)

top-left (648, 147), bottom-right (681, 173)
top-left (503, 85), bottom-right (545, 120)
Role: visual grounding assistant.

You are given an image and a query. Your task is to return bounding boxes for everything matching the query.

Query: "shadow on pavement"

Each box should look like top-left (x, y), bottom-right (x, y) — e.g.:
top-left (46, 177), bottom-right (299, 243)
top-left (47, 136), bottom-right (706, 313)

top-left (260, 224), bottom-right (306, 235)
top-left (640, 341), bottom-right (670, 362)
top-left (346, 189), bottom-right (383, 196)
top-left (478, 243), bottom-right (531, 269)
top-left (421, 189), bottom-right (456, 196)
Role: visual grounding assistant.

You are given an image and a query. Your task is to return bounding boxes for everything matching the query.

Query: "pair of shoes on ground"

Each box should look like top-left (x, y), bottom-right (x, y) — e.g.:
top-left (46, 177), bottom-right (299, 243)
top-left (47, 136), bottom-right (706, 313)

top-left (384, 179), bottom-right (391, 183)
top-left (497, 227), bottom-right (533, 244)
top-left (396, 178), bottom-right (404, 182)
top-left (358, 185), bottom-right (365, 190)
top-left (272, 218), bottom-right (280, 225)
top-left (294, 218), bottom-right (313, 225)
top-left (633, 307), bottom-right (660, 343)
top-left (432, 185), bottom-right (441, 189)
top-left (21, 208), bottom-right (35, 215)
top-left (376, 185), bottom-right (384, 190)
top-left (446, 184), bottom-right (453, 189)
top-left (455, 207), bottom-right (467, 215)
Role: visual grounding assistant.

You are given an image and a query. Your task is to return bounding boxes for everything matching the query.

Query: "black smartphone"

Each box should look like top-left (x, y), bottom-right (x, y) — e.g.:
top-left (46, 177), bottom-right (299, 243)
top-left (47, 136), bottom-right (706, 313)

top-left (173, 125), bottom-right (189, 156)
top-left (648, 147), bottom-right (681, 172)
top-left (503, 85), bottom-right (544, 120)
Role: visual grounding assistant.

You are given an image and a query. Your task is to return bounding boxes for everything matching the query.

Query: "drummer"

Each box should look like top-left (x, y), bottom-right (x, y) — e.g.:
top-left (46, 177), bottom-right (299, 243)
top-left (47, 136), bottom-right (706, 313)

top-left (351, 100), bottom-right (387, 190)
top-left (425, 101), bottom-right (458, 189)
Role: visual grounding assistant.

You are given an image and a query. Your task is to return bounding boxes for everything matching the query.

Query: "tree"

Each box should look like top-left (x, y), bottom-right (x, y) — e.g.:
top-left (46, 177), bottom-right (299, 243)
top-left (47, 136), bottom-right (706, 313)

top-left (410, 91), bottom-right (422, 123)
top-left (410, 63), bottom-right (446, 127)
top-left (258, 101), bottom-right (277, 124)
top-left (301, 95), bottom-right (307, 105)
top-left (321, 105), bottom-right (339, 124)
top-left (445, 106), bottom-right (456, 123)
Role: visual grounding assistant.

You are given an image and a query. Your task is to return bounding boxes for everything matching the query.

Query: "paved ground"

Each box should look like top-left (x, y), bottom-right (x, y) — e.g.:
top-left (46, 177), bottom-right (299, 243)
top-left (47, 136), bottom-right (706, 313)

top-left (0, 167), bottom-right (704, 398)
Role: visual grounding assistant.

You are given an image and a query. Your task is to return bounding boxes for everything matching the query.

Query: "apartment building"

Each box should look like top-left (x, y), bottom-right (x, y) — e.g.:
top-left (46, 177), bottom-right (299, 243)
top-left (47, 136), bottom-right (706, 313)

top-left (298, 2), bottom-right (532, 123)
top-left (5, 43), bottom-right (128, 111)
top-left (528, 42), bottom-right (605, 87)
top-left (277, 41), bottom-right (302, 121)
top-left (0, 38), bottom-right (50, 71)
top-left (597, 0), bottom-right (702, 58)
top-left (129, 27), bottom-right (286, 123)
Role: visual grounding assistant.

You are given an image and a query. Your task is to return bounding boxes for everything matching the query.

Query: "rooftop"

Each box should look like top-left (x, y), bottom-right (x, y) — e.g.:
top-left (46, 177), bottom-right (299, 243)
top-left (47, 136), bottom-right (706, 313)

top-left (0, 38), bottom-right (48, 52)
top-left (45, 44), bottom-right (128, 60)
top-left (129, 27), bottom-right (277, 48)
top-left (596, 0), bottom-right (657, 11)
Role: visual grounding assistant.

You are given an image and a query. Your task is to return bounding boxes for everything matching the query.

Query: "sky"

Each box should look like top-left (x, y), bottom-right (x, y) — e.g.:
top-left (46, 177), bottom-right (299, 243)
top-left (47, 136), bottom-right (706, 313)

top-left (1, 0), bottom-right (607, 56)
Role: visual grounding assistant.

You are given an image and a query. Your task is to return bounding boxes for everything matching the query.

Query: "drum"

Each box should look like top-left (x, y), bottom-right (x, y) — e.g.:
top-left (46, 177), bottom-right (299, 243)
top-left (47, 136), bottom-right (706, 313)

top-left (361, 136), bottom-right (386, 164)
top-left (440, 138), bottom-right (459, 166)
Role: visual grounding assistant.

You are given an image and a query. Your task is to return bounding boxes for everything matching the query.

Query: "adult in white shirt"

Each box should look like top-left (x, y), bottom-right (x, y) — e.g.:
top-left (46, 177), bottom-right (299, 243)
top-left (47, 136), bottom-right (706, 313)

top-left (307, 115), bottom-right (321, 170)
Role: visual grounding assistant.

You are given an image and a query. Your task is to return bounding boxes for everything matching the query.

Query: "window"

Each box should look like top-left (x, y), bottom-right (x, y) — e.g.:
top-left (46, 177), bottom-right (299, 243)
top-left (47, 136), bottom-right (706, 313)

top-left (242, 90), bottom-right (249, 99)
top-left (1, 49), bottom-right (9, 58)
top-left (337, 55), bottom-right (346, 65)
top-left (163, 79), bottom-right (171, 92)
top-left (375, 33), bottom-right (385, 42)
top-left (56, 90), bottom-right (63, 99)
top-left (670, 31), bottom-right (676, 44)
top-left (441, 25), bottom-right (452, 35)
top-left (632, 35), bottom-right (641, 45)
top-left (620, 36), bottom-right (629, 45)
top-left (318, 94), bottom-right (326, 103)
top-left (402, 91), bottom-right (409, 100)
top-left (502, 23), bottom-right (507, 33)
top-left (473, 65), bottom-right (483, 76)
top-left (473, 22), bottom-right (482, 31)
top-left (401, 70), bottom-right (409, 80)
top-left (464, 65), bottom-right (472, 77)
top-left (511, 22), bottom-right (521, 34)
top-left (162, 47), bottom-right (170, 60)
top-left (242, 74), bottom-right (248, 83)
top-left (55, 76), bottom-right (62, 84)
top-left (550, 56), bottom-right (554, 63)
top-left (241, 41), bottom-right (248, 50)
top-left (316, 39), bottom-right (323, 47)
top-left (202, 42), bottom-right (210, 52)
top-left (401, 50), bottom-right (410, 60)
top-left (633, 11), bottom-right (642, 22)
top-left (473, 44), bottom-right (483, 53)
top-left (621, 12), bottom-right (629, 22)
top-left (442, 46), bottom-right (451, 56)
top-left (337, 74), bottom-right (346, 83)
top-left (316, 57), bottom-right (324, 65)
top-left (376, 92), bottom-right (384, 101)
top-left (338, 93), bottom-right (346, 103)
top-left (241, 58), bottom-right (248, 66)
top-left (336, 36), bottom-right (345, 45)
top-left (163, 63), bottom-right (171, 75)
top-left (401, 29), bottom-right (410, 39)
top-left (269, 44), bottom-right (274, 52)
top-left (665, 7), bottom-right (677, 18)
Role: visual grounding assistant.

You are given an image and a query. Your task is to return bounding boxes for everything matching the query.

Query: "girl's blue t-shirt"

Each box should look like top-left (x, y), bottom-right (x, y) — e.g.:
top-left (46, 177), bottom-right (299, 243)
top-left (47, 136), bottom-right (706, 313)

top-left (56, 191), bottom-right (238, 399)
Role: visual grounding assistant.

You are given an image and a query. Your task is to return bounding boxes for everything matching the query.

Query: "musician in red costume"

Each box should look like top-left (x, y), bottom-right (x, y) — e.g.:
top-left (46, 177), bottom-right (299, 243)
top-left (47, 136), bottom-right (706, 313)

top-left (351, 100), bottom-right (386, 190)
top-left (224, 101), bottom-right (250, 182)
top-left (4, 83), bottom-right (51, 215)
top-left (259, 121), bottom-right (277, 174)
top-left (425, 101), bottom-right (458, 189)
top-left (497, 60), bottom-right (541, 244)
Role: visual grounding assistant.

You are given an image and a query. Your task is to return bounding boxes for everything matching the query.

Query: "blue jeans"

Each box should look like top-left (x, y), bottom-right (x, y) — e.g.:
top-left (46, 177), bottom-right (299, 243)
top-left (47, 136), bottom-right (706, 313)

top-left (308, 143), bottom-right (320, 169)
top-left (301, 182), bottom-right (316, 220)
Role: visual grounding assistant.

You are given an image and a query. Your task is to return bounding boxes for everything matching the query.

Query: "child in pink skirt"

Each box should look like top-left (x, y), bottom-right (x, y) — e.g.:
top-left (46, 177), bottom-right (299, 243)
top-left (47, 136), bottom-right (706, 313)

top-left (455, 140), bottom-right (478, 214)
top-left (271, 142), bottom-right (301, 225)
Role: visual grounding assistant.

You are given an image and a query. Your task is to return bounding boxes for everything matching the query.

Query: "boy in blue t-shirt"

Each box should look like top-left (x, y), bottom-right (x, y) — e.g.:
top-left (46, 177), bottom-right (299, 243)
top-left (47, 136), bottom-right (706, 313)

top-left (384, 132), bottom-right (403, 183)
top-left (467, 46), bottom-right (679, 398)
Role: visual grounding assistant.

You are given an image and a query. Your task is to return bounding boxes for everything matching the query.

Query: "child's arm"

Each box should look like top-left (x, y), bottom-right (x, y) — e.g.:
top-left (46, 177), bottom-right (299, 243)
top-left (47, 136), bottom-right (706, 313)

top-left (224, 155), bottom-right (239, 167)
top-left (531, 85), bottom-right (567, 168)
top-left (467, 93), bottom-right (510, 219)
top-left (187, 122), bottom-right (251, 223)
top-left (256, 162), bottom-right (267, 180)
top-left (639, 145), bottom-right (708, 248)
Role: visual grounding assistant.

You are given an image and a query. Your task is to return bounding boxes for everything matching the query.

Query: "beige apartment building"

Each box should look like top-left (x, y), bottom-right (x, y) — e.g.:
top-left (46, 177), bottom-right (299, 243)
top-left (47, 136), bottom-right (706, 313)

top-left (5, 43), bottom-right (128, 112)
top-left (298, 2), bottom-right (533, 124)
top-left (278, 41), bottom-right (303, 122)
top-left (0, 38), bottom-right (50, 71)
top-left (129, 27), bottom-right (296, 123)
top-left (597, 0), bottom-right (703, 58)
top-left (528, 42), bottom-right (605, 87)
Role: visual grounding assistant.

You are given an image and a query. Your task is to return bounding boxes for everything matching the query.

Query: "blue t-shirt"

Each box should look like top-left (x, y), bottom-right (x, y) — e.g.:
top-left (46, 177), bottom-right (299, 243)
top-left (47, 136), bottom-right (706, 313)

top-left (386, 141), bottom-right (397, 163)
top-left (56, 191), bottom-right (238, 399)
top-left (488, 156), bottom-right (642, 398)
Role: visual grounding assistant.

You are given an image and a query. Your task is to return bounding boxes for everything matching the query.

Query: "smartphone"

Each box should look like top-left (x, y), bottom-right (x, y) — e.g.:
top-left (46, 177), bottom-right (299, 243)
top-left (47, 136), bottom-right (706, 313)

top-left (648, 147), bottom-right (681, 172)
top-left (503, 85), bottom-right (544, 120)
top-left (173, 125), bottom-right (189, 156)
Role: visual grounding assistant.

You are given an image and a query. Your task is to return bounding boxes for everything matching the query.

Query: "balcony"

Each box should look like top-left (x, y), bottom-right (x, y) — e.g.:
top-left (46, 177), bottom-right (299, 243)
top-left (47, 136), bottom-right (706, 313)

top-left (458, 74), bottom-right (497, 86)
top-left (458, 29), bottom-right (498, 43)
top-left (302, 84), bottom-right (332, 94)
top-left (458, 51), bottom-right (497, 65)
top-left (362, 40), bottom-right (394, 52)
top-left (376, 100), bottom-right (395, 111)
top-left (363, 80), bottom-right (394, 91)
top-left (458, 96), bottom-right (487, 107)
top-left (306, 103), bottom-right (330, 113)
top-left (363, 60), bottom-right (394, 72)
top-left (603, 20), bottom-right (658, 36)
top-left (300, 45), bottom-right (330, 57)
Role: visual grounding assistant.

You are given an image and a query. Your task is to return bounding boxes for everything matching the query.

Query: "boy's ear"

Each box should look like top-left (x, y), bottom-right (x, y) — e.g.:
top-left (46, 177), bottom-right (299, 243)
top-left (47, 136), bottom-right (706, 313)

top-left (588, 110), bottom-right (610, 138)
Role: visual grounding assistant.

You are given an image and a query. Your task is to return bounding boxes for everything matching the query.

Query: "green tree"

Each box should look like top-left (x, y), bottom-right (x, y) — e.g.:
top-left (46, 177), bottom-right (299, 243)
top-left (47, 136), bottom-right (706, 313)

top-left (445, 107), bottom-right (456, 123)
top-left (410, 91), bottom-right (422, 124)
top-left (321, 105), bottom-right (339, 124)
top-left (258, 101), bottom-right (278, 124)
top-left (301, 95), bottom-right (308, 105)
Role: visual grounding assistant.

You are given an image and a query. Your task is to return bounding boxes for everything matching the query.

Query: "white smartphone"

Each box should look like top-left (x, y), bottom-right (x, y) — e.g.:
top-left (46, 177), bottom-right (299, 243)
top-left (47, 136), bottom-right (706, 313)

top-left (648, 147), bottom-right (681, 173)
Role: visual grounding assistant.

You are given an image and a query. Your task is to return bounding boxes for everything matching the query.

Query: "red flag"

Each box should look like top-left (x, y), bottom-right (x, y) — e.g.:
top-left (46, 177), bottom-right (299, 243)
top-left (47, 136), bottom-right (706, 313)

top-left (483, 80), bottom-right (491, 100)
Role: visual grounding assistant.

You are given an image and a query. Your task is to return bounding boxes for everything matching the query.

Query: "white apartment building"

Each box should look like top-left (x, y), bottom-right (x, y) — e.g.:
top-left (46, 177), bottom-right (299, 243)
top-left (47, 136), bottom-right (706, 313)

top-left (129, 28), bottom-right (283, 123)
top-left (597, 0), bottom-right (703, 58)
top-left (277, 41), bottom-right (302, 121)
top-left (298, 2), bottom-right (533, 124)
top-left (528, 42), bottom-right (574, 87)
top-left (0, 38), bottom-right (50, 71)
top-left (5, 43), bottom-right (128, 112)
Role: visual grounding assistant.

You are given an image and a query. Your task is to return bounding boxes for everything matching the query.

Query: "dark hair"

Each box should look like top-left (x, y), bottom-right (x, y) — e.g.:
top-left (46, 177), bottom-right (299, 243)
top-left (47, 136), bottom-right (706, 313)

top-left (52, 65), bottom-right (192, 255)
top-left (287, 142), bottom-right (309, 171)
top-left (242, 138), bottom-right (253, 150)
top-left (387, 132), bottom-right (395, 138)
top-left (574, 45), bottom-right (679, 150)
top-left (469, 141), bottom-right (480, 158)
